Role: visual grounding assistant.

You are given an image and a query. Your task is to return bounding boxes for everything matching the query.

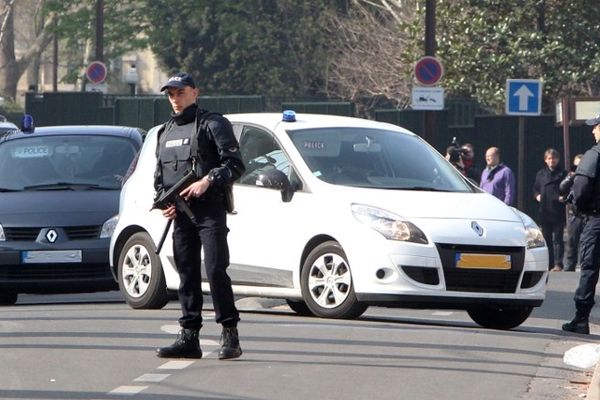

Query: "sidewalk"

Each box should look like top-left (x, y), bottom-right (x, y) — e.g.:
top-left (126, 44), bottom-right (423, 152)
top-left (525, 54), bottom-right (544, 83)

top-left (586, 307), bottom-right (600, 399)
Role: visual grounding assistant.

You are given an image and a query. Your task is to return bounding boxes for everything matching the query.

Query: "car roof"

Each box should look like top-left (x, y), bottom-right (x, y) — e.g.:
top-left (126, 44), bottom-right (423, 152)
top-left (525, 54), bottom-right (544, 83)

top-left (225, 113), bottom-right (415, 136)
top-left (0, 125), bottom-right (145, 143)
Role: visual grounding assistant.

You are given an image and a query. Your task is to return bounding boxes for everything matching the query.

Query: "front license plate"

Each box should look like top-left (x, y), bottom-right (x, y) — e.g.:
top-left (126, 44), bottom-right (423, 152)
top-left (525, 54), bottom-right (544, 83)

top-left (22, 250), bottom-right (82, 264)
top-left (455, 253), bottom-right (511, 270)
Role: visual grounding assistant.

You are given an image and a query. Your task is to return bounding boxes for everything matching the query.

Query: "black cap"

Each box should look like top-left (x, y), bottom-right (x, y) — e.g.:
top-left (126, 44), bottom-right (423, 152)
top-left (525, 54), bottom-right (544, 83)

top-left (585, 113), bottom-right (600, 126)
top-left (160, 72), bottom-right (196, 91)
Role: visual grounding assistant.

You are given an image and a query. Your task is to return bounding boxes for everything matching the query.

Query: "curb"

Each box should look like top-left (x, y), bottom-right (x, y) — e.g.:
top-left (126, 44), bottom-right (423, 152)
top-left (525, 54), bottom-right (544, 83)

top-left (588, 361), bottom-right (600, 400)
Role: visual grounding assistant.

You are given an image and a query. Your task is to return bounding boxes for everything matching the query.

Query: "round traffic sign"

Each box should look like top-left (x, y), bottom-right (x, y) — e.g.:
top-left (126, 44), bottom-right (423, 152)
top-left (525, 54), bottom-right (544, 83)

top-left (86, 61), bottom-right (107, 84)
top-left (414, 56), bottom-right (444, 86)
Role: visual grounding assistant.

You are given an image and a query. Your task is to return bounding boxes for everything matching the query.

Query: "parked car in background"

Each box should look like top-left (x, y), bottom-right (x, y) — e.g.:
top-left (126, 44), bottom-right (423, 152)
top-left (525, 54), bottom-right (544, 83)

top-left (110, 112), bottom-right (548, 330)
top-left (0, 115), bottom-right (18, 135)
top-left (0, 124), bottom-right (144, 304)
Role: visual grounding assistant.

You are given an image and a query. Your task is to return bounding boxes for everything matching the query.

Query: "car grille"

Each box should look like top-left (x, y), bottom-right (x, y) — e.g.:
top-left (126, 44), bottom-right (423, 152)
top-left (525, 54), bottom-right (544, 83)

top-left (4, 226), bottom-right (102, 241)
top-left (0, 263), bottom-right (111, 281)
top-left (435, 243), bottom-right (525, 293)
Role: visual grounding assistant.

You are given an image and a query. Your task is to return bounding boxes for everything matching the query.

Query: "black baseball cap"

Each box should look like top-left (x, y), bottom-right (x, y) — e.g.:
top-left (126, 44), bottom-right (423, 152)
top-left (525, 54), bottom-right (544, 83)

top-left (585, 113), bottom-right (600, 126)
top-left (160, 72), bottom-right (196, 92)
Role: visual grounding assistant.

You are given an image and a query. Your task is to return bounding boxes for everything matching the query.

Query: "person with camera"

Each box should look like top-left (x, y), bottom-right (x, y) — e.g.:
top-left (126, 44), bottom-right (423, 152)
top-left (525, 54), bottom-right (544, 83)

top-left (445, 145), bottom-right (466, 175)
top-left (560, 154), bottom-right (584, 272)
top-left (533, 148), bottom-right (568, 271)
top-left (154, 72), bottom-right (245, 358)
top-left (562, 114), bottom-right (600, 334)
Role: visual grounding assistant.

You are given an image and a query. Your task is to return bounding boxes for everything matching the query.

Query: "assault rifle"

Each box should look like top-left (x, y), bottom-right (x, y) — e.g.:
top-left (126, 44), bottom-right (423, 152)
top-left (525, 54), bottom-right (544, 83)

top-left (152, 171), bottom-right (197, 254)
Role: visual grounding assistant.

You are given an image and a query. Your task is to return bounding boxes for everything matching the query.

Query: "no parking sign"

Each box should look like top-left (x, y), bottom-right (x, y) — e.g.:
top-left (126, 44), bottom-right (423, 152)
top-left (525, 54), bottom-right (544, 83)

top-left (86, 61), bottom-right (107, 84)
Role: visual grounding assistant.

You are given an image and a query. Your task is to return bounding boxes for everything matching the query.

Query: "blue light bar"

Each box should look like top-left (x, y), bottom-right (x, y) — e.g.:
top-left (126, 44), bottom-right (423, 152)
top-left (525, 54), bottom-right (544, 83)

top-left (282, 110), bottom-right (296, 122)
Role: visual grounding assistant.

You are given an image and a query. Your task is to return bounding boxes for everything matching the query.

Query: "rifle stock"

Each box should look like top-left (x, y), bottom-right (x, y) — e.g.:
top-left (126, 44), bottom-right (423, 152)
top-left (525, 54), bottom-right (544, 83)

top-left (152, 171), bottom-right (197, 253)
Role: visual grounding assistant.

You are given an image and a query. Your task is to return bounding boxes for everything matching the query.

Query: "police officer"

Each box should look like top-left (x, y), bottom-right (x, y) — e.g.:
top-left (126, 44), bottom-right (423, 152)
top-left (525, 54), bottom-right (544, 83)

top-left (562, 114), bottom-right (600, 334)
top-left (154, 72), bottom-right (245, 358)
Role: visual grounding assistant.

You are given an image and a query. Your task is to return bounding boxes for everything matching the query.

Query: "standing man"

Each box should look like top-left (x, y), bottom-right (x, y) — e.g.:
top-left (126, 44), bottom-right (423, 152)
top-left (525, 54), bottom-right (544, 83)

top-left (154, 72), bottom-right (245, 358)
top-left (480, 146), bottom-right (516, 206)
top-left (562, 114), bottom-right (600, 334)
top-left (533, 148), bottom-right (568, 271)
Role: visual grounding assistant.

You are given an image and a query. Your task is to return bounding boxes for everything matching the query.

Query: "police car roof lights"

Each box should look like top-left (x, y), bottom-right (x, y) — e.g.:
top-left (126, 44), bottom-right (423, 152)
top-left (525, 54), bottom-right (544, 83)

top-left (21, 114), bottom-right (35, 134)
top-left (282, 110), bottom-right (296, 122)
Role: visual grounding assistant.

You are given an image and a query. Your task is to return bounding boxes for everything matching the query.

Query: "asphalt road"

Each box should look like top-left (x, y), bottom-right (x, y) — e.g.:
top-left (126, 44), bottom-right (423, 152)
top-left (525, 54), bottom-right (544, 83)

top-left (0, 272), bottom-right (598, 400)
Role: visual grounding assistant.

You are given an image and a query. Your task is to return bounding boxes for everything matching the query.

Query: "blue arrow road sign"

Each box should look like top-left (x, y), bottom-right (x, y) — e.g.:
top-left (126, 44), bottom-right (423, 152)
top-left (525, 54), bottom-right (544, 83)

top-left (506, 79), bottom-right (542, 116)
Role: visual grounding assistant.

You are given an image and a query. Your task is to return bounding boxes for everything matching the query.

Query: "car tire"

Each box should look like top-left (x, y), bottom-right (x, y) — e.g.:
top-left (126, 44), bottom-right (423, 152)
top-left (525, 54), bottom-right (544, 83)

top-left (300, 241), bottom-right (368, 319)
top-left (285, 299), bottom-right (314, 316)
top-left (467, 305), bottom-right (533, 330)
top-left (118, 232), bottom-right (169, 309)
top-left (0, 292), bottom-right (17, 305)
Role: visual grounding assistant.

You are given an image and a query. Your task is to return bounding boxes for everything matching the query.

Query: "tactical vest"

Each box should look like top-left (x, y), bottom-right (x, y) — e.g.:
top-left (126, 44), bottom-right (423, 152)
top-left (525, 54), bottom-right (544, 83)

top-left (575, 144), bottom-right (600, 213)
top-left (157, 121), bottom-right (195, 189)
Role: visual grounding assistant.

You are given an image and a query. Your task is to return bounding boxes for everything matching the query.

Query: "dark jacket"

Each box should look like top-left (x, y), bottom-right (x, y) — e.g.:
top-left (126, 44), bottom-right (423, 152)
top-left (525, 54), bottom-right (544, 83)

top-left (533, 166), bottom-right (567, 224)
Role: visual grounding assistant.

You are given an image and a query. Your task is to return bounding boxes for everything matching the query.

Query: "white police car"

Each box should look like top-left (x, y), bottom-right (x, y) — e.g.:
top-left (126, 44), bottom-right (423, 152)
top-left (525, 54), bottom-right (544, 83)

top-left (110, 112), bottom-right (548, 329)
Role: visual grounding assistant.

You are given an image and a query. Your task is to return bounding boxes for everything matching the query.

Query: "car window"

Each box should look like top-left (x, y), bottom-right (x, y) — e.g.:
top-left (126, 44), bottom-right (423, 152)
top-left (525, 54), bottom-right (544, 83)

top-left (0, 135), bottom-right (138, 190)
top-left (238, 126), bottom-right (295, 187)
top-left (287, 127), bottom-right (473, 192)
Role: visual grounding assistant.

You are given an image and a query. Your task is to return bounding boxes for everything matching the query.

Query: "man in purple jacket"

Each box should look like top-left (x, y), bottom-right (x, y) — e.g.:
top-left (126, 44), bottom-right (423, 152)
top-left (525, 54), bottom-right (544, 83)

top-left (480, 146), bottom-right (516, 206)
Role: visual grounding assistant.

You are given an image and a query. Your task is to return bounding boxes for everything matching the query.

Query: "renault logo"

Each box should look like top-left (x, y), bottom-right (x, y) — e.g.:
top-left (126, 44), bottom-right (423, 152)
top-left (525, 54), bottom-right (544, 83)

top-left (471, 221), bottom-right (484, 236)
top-left (46, 229), bottom-right (58, 243)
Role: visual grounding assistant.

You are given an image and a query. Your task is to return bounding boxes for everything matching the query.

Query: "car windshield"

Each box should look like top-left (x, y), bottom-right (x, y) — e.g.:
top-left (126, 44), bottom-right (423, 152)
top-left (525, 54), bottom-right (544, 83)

top-left (287, 127), bottom-right (473, 192)
top-left (0, 134), bottom-right (137, 191)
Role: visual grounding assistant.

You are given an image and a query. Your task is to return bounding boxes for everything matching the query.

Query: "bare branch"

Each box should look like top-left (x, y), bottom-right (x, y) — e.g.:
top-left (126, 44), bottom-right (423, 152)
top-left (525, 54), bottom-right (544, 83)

top-left (324, 0), bottom-right (419, 115)
top-left (0, 0), bottom-right (17, 47)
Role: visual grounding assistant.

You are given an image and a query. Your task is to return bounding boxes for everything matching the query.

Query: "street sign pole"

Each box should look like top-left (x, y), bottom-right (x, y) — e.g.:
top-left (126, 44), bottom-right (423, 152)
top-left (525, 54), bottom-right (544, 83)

top-left (518, 117), bottom-right (525, 211)
top-left (505, 79), bottom-right (542, 210)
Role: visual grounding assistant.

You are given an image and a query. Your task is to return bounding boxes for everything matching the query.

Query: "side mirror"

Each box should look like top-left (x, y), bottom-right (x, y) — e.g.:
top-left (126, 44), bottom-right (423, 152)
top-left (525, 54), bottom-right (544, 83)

top-left (21, 114), bottom-right (35, 133)
top-left (256, 169), bottom-right (295, 202)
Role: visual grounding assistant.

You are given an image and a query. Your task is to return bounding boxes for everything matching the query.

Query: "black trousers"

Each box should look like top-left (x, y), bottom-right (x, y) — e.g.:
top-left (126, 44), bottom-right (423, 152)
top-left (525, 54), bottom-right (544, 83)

top-left (172, 200), bottom-right (239, 330)
top-left (540, 221), bottom-right (565, 269)
top-left (565, 214), bottom-right (584, 271)
top-left (574, 215), bottom-right (600, 314)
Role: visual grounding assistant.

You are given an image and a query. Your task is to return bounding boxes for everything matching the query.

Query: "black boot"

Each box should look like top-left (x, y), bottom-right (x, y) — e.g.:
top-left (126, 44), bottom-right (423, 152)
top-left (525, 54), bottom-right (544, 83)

top-left (156, 328), bottom-right (203, 358)
top-left (562, 311), bottom-right (590, 334)
top-left (218, 326), bottom-right (242, 360)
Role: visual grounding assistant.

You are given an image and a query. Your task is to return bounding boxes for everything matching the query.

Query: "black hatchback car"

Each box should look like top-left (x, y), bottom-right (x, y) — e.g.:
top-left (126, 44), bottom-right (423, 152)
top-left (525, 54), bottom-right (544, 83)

top-left (0, 125), bottom-right (144, 304)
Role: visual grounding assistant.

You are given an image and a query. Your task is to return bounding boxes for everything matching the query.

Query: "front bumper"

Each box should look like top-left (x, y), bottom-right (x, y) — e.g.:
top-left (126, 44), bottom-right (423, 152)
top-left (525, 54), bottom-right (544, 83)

top-left (0, 241), bottom-right (117, 293)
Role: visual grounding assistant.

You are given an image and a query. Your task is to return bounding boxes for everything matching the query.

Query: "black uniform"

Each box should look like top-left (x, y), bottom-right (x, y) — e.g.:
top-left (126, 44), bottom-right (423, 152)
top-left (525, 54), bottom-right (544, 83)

top-left (560, 172), bottom-right (584, 271)
top-left (568, 144), bottom-right (600, 316)
top-left (533, 165), bottom-right (567, 269)
top-left (154, 103), bottom-right (245, 330)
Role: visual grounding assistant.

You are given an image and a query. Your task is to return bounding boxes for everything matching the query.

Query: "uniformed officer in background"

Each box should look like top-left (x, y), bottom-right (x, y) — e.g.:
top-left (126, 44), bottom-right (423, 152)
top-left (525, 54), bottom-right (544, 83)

top-left (562, 114), bottom-right (600, 334)
top-left (154, 72), bottom-right (245, 358)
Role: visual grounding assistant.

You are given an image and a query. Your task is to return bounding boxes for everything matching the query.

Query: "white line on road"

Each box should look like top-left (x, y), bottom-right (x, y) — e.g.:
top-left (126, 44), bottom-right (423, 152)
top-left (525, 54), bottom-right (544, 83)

top-left (158, 360), bottom-right (195, 370)
top-left (134, 373), bottom-right (170, 383)
top-left (108, 385), bottom-right (148, 395)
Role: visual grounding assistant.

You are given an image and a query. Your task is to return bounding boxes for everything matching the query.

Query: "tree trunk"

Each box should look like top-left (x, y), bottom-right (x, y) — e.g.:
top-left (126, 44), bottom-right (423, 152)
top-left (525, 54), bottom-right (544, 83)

top-left (0, 0), bottom-right (19, 100)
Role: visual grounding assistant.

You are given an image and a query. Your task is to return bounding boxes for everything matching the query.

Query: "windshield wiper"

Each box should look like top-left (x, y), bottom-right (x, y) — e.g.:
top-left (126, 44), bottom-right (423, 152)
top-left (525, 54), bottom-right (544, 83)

top-left (23, 182), bottom-right (104, 191)
top-left (401, 186), bottom-right (451, 192)
top-left (0, 187), bottom-right (19, 192)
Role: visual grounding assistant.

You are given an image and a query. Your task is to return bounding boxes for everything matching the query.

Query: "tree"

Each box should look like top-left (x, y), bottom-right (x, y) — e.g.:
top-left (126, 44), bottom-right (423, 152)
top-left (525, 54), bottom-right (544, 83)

top-left (0, 0), bottom-right (56, 101)
top-left (434, 0), bottom-right (600, 112)
top-left (0, 0), bottom-right (149, 100)
top-left (143, 0), bottom-right (333, 98)
top-left (322, 0), bottom-right (421, 115)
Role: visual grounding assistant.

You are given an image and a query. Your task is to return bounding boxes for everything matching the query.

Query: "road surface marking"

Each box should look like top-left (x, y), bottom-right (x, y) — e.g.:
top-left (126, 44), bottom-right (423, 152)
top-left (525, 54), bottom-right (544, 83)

top-left (108, 385), bottom-right (148, 395)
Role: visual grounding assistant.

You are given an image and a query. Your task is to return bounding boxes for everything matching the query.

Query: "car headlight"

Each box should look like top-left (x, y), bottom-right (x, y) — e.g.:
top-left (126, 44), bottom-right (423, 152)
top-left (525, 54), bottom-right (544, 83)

top-left (351, 203), bottom-right (428, 244)
top-left (100, 215), bottom-right (119, 239)
top-left (0, 224), bottom-right (5, 241)
top-left (514, 208), bottom-right (545, 249)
